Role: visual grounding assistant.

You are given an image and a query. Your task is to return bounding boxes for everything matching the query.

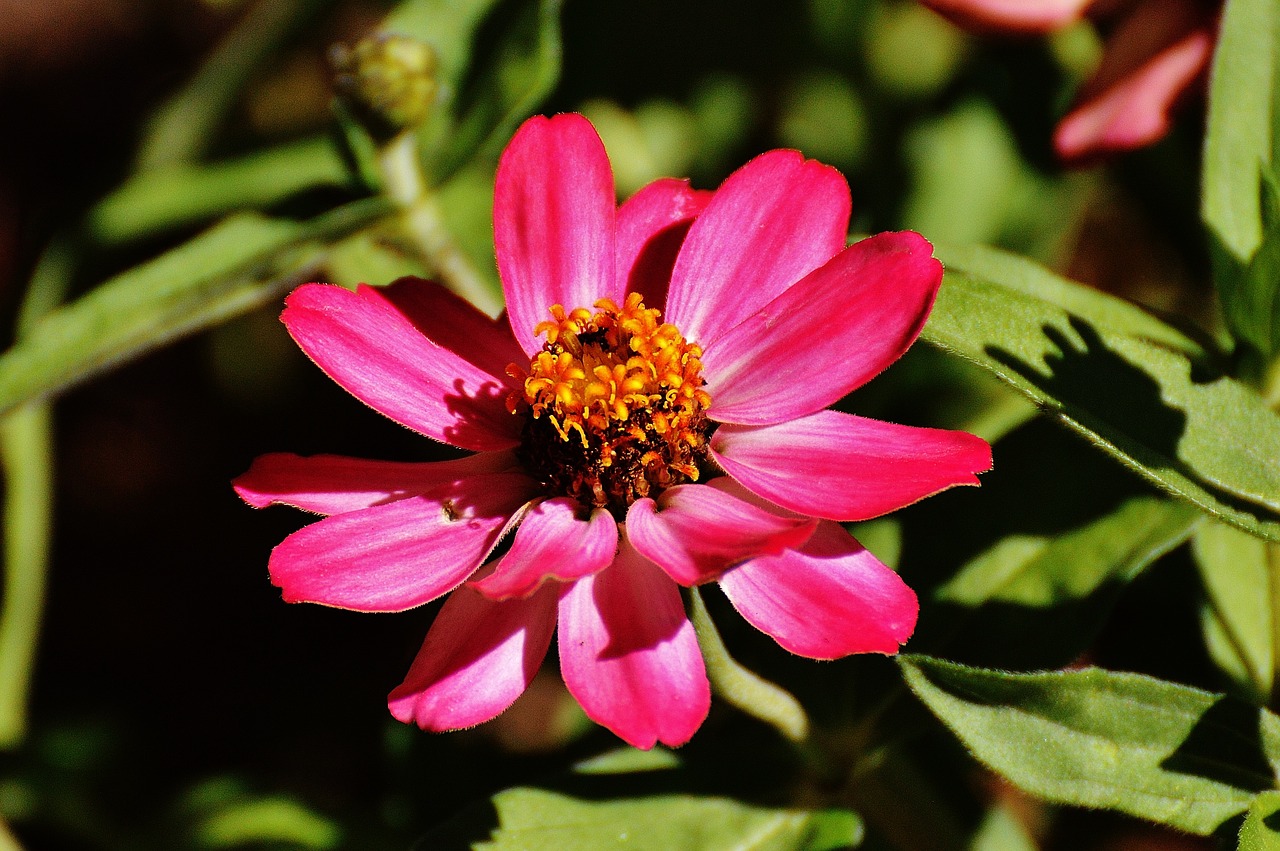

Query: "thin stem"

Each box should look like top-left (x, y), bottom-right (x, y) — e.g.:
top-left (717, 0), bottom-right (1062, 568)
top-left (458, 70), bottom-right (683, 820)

top-left (687, 586), bottom-right (810, 743)
top-left (377, 133), bottom-right (499, 314)
top-left (0, 240), bottom-right (68, 749)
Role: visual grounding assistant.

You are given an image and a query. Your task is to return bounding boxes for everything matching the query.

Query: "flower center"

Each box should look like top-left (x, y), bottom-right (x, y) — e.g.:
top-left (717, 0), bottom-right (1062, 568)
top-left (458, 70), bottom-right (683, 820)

top-left (507, 292), bottom-right (713, 517)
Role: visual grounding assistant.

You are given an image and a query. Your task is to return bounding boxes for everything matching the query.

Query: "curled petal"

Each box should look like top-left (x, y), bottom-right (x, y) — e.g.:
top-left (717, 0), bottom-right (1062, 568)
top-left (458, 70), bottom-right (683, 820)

top-left (471, 499), bottom-right (619, 600)
top-left (283, 284), bottom-right (520, 452)
top-left (665, 150), bottom-right (851, 348)
top-left (921, 0), bottom-right (1092, 34)
top-left (495, 114), bottom-right (618, 355)
top-left (625, 481), bottom-right (816, 586)
top-left (616, 177), bottom-right (712, 309)
top-left (268, 472), bottom-right (538, 612)
top-left (719, 521), bottom-right (918, 658)
top-left (712, 410), bottom-right (992, 522)
top-left (1054, 0), bottom-right (1214, 165)
top-left (388, 566), bottom-right (560, 731)
top-left (373, 277), bottom-right (525, 380)
top-left (233, 450), bottom-right (519, 515)
top-left (703, 232), bottom-right (942, 425)
top-left (558, 540), bottom-right (710, 748)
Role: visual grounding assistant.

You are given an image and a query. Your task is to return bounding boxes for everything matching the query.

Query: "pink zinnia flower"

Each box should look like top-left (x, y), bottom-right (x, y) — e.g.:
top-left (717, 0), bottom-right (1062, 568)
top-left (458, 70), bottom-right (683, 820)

top-left (234, 113), bottom-right (992, 749)
top-left (923, 0), bottom-right (1218, 165)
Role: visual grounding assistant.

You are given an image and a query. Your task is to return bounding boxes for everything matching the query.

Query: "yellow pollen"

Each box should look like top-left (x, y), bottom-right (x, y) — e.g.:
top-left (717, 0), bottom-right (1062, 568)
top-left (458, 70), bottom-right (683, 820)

top-left (508, 292), bottom-right (713, 515)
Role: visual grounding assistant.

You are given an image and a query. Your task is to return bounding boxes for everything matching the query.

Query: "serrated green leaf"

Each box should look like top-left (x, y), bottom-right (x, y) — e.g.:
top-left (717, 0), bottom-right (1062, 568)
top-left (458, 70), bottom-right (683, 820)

top-left (1196, 521), bottom-right (1280, 702)
top-left (920, 267), bottom-right (1280, 543)
top-left (900, 656), bottom-right (1280, 835)
top-left (1202, 0), bottom-right (1279, 264)
top-left (933, 242), bottom-right (1209, 358)
top-left (424, 788), bottom-right (859, 851)
top-left (89, 137), bottom-right (353, 244)
top-left (1240, 791), bottom-right (1280, 851)
top-left (0, 200), bottom-right (386, 414)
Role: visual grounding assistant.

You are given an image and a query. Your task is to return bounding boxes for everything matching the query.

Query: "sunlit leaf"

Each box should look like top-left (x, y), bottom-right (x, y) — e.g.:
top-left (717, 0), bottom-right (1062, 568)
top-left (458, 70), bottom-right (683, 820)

top-left (900, 656), bottom-right (1280, 835)
top-left (920, 494), bottom-right (1198, 669)
top-left (1240, 791), bottom-right (1280, 851)
top-left (921, 260), bottom-right (1280, 543)
top-left (90, 136), bottom-right (353, 244)
top-left (0, 200), bottom-right (387, 415)
top-left (423, 788), bottom-right (859, 851)
top-left (1202, 0), bottom-right (1279, 264)
top-left (1195, 520), bottom-right (1280, 703)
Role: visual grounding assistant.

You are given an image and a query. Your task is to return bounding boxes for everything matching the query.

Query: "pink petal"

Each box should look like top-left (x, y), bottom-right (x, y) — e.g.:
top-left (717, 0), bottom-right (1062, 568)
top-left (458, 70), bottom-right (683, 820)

top-left (922, 0), bottom-right (1092, 34)
top-left (703, 232), bottom-right (942, 425)
top-left (494, 114), bottom-right (618, 356)
top-left (664, 150), bottom-right (851, 348)
top-left (233, 450), bottom-right (519, 515)
top-left (471, 498), bottom-right (619, 600)
top-left (615, 177), bottom-right (713, 310)
top-left (388, 566), bottom-right (560, 731)
top-left (625, 481), bottom-right (816, 586)
top-left (558, 539), bottom-right (710, 749)
top-left (719, 521), bottom-right (918, 658)
top-left (1054, 0), bottom-right (1214, 164)
top-left (373, 277), bottom-right (525, 381)
top-left (711, 410), bottom-right (993, 522)
top-left (268, 471), bottom-right (538, 612)
top-left (283, 284), bottom-right (520, 452)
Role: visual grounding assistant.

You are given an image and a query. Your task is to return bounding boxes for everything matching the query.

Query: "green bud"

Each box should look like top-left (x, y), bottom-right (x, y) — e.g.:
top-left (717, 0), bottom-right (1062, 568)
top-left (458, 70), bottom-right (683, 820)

top-left (331, 33), bottom-right (439, 140)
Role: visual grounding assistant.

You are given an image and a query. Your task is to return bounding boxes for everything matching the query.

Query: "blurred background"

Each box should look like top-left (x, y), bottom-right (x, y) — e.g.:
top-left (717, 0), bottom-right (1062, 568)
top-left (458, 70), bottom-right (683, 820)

top-left (0, 0), bottom-right (1222, 848)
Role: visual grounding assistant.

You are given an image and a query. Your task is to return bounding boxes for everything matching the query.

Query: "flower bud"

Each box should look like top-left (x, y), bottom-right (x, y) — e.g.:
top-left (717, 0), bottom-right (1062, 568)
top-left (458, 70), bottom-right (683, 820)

top-left (331, 33), bottom-right (438, 140)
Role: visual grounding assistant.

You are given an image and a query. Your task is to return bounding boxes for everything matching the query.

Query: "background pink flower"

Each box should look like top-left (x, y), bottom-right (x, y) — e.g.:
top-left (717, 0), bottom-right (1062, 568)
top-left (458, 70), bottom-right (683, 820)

top-left (235, 113), bottom-right (992, 749)
top-left (923, 0), bottom-right (1218, 164)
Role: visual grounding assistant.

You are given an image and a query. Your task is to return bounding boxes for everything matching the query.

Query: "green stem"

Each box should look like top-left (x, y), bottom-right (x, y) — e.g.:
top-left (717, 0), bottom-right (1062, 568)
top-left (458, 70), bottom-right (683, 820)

top-left (0, 240), bottom-right (68, 750)
top-left (687, 586), bottom-right (810, 743)
top-left (377, 133), bottom-right (499, 314)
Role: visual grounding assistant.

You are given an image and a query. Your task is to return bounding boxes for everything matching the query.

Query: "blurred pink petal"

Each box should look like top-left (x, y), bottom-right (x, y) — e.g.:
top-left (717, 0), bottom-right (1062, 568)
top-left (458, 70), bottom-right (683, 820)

top-left (1055, 0), bottom-right (1215, 164)
top-left (922, 0), bottom-right (1093, 34)
top-left (720, 521), bottom-right (918, 658)
top-left (558, 539), bottom-right (709, 749)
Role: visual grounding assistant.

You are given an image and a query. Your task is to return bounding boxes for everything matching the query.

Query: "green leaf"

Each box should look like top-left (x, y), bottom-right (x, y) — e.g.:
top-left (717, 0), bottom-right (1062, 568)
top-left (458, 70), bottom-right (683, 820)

top-left (1240, 791), bottom-right (1280, 851)
top-left (920, 263), bottom-right (1280, 543)
top-left (1215, 171), bottom-right (1280, 371)
top-left (900, 656), bottom-right (1280, 835)
top-left (969, 804), bottom-right (1038, 851)
top-left (1195, 521), bottom-right (1280, 703)
top-left (1202, 0), bottom-right (1279, 264)
top-left (424, 788), bottom-right (859, 851)
top-left (923, 495), bottom-right (1198, 669)
top-left (89, 136), bottom-right (354, 244)
top-left (0, 200), bottom-right (387, 415)
top-left (385, 0), bottom-right (564, 183)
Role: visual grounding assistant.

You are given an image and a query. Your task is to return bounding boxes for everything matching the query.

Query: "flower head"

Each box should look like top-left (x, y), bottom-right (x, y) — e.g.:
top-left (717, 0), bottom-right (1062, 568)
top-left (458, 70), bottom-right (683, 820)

top-left (922, 0), bottom-right (1218, 165)
top-left (234, 113), bottom-right (992, 749)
